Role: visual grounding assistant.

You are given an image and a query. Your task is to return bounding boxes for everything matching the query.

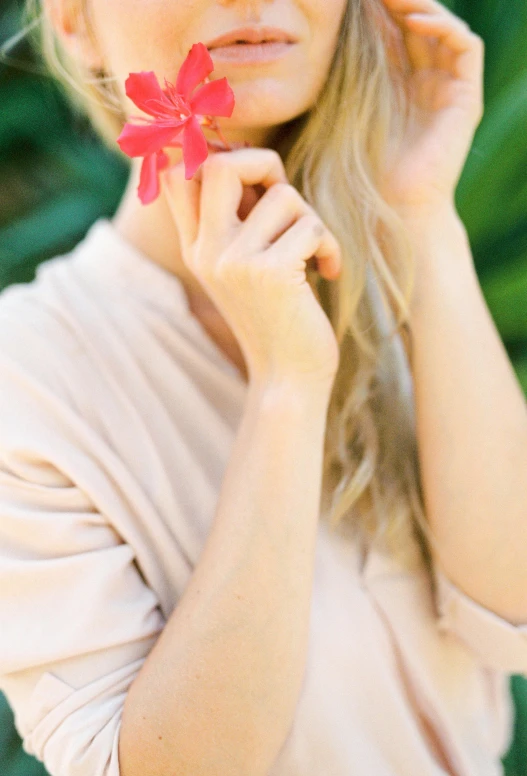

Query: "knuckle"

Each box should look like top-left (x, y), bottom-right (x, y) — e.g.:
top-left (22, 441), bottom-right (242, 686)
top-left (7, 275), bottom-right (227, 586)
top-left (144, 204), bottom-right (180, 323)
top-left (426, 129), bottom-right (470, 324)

top-left (259, 147), bottom-right (285, 168)
top-left (218, 242), bottom-right (243, 270)
top-left (264, 147), bottom-right (284, 163)
top-left (213, 252), bottom-right (242, 284)
top-left (204, 151), bottom-right (228, 172)
top-left (270, 181), bottom-right (289, 195)
top-left (271, 181), bottom-right (300, 204)
top-left (192, 257), bottom-right (213, 283)
top-left (304, 214), bottom-right (323, 234)
top-left (193, 243), bottom-right (219, 279)
top-left (214, 252), bottom-right (232, 277)
top-left (264, 182), bottom-right (286, 203)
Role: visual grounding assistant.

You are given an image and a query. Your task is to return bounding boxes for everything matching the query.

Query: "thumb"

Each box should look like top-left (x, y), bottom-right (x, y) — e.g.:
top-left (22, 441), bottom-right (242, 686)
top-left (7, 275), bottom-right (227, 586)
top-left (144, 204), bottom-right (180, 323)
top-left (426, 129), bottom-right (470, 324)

top-left (161, 161), bottom-right (202, 256)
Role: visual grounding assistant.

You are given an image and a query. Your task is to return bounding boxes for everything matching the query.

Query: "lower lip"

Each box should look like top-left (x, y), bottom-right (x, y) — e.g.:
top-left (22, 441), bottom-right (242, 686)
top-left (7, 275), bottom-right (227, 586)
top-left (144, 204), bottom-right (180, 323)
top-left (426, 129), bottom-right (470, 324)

top-left (208, 42), bottom-right (295, 64)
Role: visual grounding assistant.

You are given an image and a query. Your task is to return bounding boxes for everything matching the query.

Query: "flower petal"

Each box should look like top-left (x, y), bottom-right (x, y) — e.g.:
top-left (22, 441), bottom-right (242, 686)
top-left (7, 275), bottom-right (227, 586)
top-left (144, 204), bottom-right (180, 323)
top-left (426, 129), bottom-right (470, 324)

top-left (165, 136), bottom-right (184, 148)
top-left (175, 42), bottom-right (214, 101)
top-left (117, 121), bottom-right (185, 157)
top-left (156, 150), bottom-right (171, 171)
top-left (124, 71), bottom-right (173, 116)
top-left (137, 150), bottom-right (172, 205)
top-left (190, 78), bottom-right (235, 118)
top-left (182, 115), bottom-right (209, 179)
top-left (137, 153), bottom-right (161, 205)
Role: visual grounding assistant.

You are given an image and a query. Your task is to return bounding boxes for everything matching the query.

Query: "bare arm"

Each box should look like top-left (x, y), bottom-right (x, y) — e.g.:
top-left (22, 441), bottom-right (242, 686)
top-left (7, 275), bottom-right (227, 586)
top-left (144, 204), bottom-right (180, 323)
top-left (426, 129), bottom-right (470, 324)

top-left (118, 378), bottom-right (332, 776)
top-left (404, 204), bottom-right (527, 624)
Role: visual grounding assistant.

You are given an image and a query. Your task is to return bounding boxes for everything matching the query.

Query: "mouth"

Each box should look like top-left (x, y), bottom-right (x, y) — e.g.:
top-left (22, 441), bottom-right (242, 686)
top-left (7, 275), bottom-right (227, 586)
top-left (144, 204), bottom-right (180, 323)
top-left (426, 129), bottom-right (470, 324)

top-left (207, 41), bottom-right (296, 65)
top-left (206, 26), bottom-right (298, 50)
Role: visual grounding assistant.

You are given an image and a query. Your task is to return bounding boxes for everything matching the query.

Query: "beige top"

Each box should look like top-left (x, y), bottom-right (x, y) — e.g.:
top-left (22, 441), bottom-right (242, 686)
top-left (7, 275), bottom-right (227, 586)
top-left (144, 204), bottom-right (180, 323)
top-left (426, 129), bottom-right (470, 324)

top-left (0, 218), bottom-right (526, 776)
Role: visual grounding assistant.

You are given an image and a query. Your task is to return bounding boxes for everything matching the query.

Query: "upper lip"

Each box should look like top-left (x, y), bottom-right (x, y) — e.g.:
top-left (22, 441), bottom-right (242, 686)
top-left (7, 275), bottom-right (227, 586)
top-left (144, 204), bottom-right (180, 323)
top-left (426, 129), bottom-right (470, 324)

top-left (206, 26), bottom-right (298, 49)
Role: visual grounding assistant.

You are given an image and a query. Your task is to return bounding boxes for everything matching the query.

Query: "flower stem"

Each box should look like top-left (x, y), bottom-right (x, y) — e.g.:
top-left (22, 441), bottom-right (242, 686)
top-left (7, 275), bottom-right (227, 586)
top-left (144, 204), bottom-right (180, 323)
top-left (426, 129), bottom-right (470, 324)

top-left (205, 115), bottom-right (232, 150)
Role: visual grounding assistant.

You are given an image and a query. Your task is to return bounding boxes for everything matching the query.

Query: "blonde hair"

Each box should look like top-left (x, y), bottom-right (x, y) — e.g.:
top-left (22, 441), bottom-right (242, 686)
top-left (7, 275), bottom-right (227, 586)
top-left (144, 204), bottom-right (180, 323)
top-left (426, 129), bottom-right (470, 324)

top-left (5, 0), bottom-right (441, 578)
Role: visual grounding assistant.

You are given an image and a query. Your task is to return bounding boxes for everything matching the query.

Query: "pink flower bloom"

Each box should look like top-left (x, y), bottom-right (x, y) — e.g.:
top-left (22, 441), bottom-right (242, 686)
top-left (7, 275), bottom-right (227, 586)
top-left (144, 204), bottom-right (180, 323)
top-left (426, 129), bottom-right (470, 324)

top-left (116, 42), bottom-right (235, 204)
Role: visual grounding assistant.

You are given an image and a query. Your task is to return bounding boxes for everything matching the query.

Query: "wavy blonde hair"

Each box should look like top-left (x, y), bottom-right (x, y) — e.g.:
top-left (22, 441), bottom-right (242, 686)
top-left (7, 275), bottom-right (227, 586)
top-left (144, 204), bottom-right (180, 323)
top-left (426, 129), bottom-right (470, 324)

top-left (6, 0), bottom-right (441, 578)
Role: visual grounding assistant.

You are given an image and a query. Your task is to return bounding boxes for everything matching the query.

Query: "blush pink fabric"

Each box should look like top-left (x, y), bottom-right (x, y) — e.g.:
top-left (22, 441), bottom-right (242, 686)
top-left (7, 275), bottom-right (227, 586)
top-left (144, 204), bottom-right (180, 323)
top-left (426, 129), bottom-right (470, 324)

top-left (0, 218), bottom-right (525, 776)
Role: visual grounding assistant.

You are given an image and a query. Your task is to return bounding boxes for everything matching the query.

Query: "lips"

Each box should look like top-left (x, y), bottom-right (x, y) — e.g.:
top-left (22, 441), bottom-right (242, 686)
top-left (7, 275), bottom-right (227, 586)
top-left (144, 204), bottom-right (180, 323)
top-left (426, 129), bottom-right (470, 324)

top-left (206, 26), bottom-right (298, 50)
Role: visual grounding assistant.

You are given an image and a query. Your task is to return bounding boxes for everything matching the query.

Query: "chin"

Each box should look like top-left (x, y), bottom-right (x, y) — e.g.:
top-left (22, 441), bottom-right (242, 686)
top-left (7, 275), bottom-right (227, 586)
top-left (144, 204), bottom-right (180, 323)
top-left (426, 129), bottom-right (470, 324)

top-left (226, 81), bottom-right (310, 123)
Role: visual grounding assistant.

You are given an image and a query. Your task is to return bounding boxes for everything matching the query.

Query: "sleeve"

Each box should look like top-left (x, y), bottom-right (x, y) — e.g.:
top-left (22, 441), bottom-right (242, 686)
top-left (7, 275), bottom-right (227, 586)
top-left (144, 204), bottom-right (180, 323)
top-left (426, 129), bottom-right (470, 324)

top-left (0, 454), bottom-right (167, 776)
top-left (432, 561), bottom-right (527, 676)
top-left (0, 310), bottom-right (167, 776)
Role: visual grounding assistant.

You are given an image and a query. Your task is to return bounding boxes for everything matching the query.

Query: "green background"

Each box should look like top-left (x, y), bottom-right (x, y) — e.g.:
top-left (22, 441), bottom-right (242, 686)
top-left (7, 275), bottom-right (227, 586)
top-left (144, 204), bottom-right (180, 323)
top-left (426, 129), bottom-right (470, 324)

top-left (1, 0), bottom-right (526, 773)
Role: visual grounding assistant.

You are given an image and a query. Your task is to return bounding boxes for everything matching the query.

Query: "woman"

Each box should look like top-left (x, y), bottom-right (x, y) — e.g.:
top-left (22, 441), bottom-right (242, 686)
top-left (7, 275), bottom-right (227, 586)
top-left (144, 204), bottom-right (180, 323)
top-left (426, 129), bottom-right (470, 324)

top-left (0, 0), bottom-right (526, 774)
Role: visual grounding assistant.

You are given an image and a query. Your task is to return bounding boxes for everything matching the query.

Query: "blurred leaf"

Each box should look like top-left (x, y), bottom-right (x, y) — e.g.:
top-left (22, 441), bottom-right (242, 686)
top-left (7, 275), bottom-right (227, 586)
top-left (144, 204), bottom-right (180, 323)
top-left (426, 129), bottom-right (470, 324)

top-left (0, 192), bottom-right (119, 288)
top-left (0, 692), bottom-right (48, 776)
top-left (480, 250), bottom-right (527, 341)
top-left (455, 0), bottom-right (527, 105)
top-left (456, 68), bottom-right (527, 249)
top-left (502, 676), bottom-right (527, 776)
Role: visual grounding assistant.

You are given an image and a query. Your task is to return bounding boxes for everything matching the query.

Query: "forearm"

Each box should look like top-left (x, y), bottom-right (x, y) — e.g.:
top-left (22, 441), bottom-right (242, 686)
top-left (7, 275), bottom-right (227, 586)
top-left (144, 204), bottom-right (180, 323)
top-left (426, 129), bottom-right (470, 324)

top-left (119, 379), bottom-right (331, 776)
top-left (405, 204), bottom-right (527, 624)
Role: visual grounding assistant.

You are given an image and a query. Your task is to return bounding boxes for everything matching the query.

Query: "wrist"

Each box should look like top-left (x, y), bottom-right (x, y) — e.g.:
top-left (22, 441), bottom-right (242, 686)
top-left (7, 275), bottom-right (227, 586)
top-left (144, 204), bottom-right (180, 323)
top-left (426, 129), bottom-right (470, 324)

top-left (403, 208), bottom-right (476, 323)
top-left (249, 374), bottom-right (335, 411)
top-left (395, 200), bottom-right (464, 236)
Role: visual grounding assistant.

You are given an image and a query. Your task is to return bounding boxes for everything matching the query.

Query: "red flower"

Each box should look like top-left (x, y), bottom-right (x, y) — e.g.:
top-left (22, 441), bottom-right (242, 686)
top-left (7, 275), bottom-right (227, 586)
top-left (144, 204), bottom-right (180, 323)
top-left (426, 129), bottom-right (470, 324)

top-left (117, 42), bottom-right (235, 204)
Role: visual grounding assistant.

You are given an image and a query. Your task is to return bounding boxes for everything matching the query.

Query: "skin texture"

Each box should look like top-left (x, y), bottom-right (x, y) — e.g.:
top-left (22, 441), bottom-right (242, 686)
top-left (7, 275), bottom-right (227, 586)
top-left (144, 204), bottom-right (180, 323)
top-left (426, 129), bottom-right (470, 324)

top-left (47, 0), bottom-right (347, 337)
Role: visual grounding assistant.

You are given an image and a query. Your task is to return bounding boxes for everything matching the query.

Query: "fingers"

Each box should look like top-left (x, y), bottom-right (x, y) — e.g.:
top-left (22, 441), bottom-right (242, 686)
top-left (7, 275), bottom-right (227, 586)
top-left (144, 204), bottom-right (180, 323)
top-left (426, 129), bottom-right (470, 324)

top-left (381, 0), bottom-right (482, 80)
top-left (381, 0), bottom-right (439, 71)
top-left (266, 211), bottom-right (342, 282)
top-left (161, 146), bottom-right (287, 260)
top-left (233, 182), bottom-right (341, 279)
top-left (197, 148), bottom-right (289, 238)
top-left (403, 13), bottom-right (484, 83)
top-left (382, 0), bottom-right (462, 16)
top-left (234, 182), bottom-right (309, 254)
top-left (398, 15), bottom-right (437, 72)
top-left (161, 147), bottom-right (340, 281)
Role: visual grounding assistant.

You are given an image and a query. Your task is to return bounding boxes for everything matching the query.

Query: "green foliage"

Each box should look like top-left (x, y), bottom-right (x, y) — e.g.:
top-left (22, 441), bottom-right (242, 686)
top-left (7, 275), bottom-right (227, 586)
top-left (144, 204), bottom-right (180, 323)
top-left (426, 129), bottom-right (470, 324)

top-left (0, 1), bottom-right (526, 775)
top-left (0, 1), bottom-right (129, 288)
top-left (0, 693), bottom-right (48, 776)
top-left (503, 676), bottom-right (527, 776)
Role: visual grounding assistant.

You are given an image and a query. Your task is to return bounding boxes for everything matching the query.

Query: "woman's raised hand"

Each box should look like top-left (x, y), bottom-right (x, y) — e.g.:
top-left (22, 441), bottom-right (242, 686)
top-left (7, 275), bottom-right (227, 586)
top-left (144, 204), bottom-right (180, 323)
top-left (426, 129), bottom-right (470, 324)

top-left (162, 147), bottom-right (342, 390)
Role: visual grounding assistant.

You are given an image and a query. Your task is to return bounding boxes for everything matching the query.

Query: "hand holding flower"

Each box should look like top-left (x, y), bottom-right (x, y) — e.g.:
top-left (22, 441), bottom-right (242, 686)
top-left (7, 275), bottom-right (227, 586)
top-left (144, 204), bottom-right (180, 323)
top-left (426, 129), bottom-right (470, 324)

top-left (116, 42), bottom-right (241, 204)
